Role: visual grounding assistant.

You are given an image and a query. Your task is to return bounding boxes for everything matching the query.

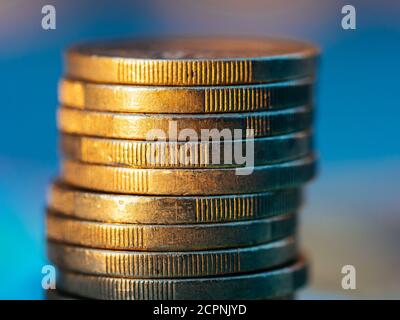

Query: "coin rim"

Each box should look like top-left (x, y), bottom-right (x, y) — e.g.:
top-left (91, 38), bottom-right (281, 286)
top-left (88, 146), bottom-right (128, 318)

top-left (65, 37), bottom-right (319, 86)
top-left (60, 130), bottom-right (313, 168)
top-left (47, 237), bottom-right (298, 278)
top-left (46, 211), bottom-right (297, 251)
top-left (48, 181), bottom-right (303, 224)
top-left (61, 154), bottom-right (316, 195)
top-left (59, 77), bottom-right (314, 113)
top-left (56, 256), bottom-right (308, 299)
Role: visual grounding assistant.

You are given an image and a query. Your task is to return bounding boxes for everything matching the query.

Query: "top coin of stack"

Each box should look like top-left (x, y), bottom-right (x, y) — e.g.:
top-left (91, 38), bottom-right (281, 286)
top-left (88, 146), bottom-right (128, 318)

top-left (46, 37), bottom-right (319, 300)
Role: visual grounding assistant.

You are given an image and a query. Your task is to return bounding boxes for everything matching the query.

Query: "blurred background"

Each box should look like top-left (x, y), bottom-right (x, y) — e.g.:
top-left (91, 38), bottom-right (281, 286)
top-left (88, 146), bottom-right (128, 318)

top-left (0, 0), bottom-right (399, 299)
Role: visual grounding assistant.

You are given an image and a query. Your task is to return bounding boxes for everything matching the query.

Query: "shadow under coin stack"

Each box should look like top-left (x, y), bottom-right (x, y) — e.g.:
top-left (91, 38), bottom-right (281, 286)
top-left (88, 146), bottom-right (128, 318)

top-left (46, 37), bottom-right (319, 300)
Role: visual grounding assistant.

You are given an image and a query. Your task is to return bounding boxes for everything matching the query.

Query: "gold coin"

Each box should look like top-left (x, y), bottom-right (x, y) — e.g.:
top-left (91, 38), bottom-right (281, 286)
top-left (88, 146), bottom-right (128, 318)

top-left (61, 155), bottom-right (316, 195)
top-left (58, 105), bottom-right (312, 140)
top-left (60, 130), bottom-right (313, 168)
top-left (57, 257), bottom-right (308, 300)
top-left (46, 212), bottom-right (296, 251)
top-left (48, 237), bottom-right (297, 278)
top-left (48, 182), bottom-right (302, 224)
top-left (66, 37), bottom-right (318, 85)
top-left (59, 78), bottom-right (313, 113)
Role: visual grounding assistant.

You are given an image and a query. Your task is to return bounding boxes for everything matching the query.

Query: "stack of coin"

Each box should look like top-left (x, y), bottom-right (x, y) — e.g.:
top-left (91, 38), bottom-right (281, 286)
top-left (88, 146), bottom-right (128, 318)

top-left (46, 37), bottom-right (319, 300)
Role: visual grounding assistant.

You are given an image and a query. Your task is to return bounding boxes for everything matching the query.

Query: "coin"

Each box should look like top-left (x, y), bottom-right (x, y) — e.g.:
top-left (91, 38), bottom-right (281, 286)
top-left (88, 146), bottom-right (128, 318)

top-left (61, 155), bottom-right (316, 195)
top-left (48, 182), bottom-right (302, 224)
top-left (59, 78), bottom-right (313, 113)
top-left (57, 257), bottom-right (307, 300)
top-left (66, 37), bottom-right (318, 85)
top-left (60, 130), bottom-right (313, 168)
top-left (48, 237), bottom-right (297, 278)
top-left (47, 36), bottom-right (317, 300)
top-left (46, 212), bottom-right (296, 251)
top-left (57, 105), bottom-right (313, 140)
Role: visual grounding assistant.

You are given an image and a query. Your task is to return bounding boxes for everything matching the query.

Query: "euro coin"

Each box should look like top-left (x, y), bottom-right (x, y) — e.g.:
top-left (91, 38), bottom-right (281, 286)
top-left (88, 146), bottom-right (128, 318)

top-left (60, 130), bottom-right (313, 168)
top-left (48, 237), bottom-right (297, 278)
top-left (48, 182), bottom-right (302, 224)
top-left (57, 105), bottom-right (313, 140)
top-left (46, 212), bottom-right (296, 251)
top-left (59, 78), bottom-right (313, 113)
top-left (61, 155), bottom-right (316, 195)
top-left (66, 37), bottom-right (318, 85)
top-left (57, 257), bottom-right (308, 300)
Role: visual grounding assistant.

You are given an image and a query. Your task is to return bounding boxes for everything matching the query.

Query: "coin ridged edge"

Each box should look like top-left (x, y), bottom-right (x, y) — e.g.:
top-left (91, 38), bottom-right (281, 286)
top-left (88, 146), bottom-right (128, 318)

top-left (66, 47), bottom-right (318, 86)
top-left (61, 155), bottom-right (316, 195)
top-left (57, 258), bottom-right (307, 299)
top-left (59, 78), bottom-right (314, 113)
top-left (57, 105), bottom-right (313, 140)
top-left (60, 130), bottom-right (313, 168)
top-left (46, 212), bottom-right (296, 251)
top-left (48, 182), bottom-right (302, 224)
top-left (47, 237), bottom-right (297, 278)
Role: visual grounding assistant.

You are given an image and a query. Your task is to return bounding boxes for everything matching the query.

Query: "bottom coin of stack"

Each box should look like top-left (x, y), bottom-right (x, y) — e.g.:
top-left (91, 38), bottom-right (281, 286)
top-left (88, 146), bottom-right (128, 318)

top-left (46, 182), bottom-right (308, 300)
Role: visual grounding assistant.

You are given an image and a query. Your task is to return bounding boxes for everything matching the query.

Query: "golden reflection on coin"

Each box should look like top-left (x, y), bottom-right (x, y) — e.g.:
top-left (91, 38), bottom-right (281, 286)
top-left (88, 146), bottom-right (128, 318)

top-left (48, 237), bottom-right (297, 278)
top-left (57, 105), bottom-right (313, 140)
top-left (57, 257), bottom-right (308, 300)
top-left (47, 212), bottom-right (296, 251)
top-left (48, 182), bottom-right (302, 224)
top-left (66, 37), bottom-right (318, 85)
top-left (60, 131), bottom-right (313, 168)
top-left (59, 78), bottom-right (313, 113)
top-left (61, 155), bottom-right (316, 195)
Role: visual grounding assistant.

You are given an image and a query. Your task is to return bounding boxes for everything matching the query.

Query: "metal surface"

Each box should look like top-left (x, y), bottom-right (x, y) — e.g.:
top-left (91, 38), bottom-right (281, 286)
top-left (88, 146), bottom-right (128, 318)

top-left (59, 78), bottom-right (313, 113)
top-left (66, 37), bottom-right (318, 86)
top-left (57, 105), bottom-right (313, 140)
top-left (47, 212), bottom-right (296, 251)
top-left (61, 155), bottom-right (316, 195)
top-left (48, 237), bottom-right (297, 278)
top-left (57, 257), bottom-right (308, 300)
top-left (48, 182), bottom-right (302, 224)
top-left (60, 130), bottom-right (313, 168)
